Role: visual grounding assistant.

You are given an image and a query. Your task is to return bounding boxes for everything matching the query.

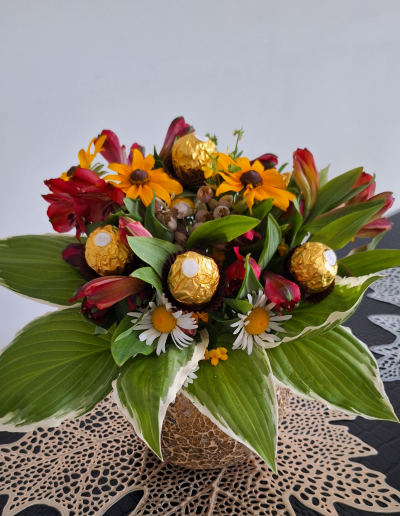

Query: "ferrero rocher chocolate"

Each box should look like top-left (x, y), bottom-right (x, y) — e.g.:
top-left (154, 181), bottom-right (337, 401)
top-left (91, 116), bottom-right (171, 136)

top-left (85, 225), bottom-right (133, 276)
top-left (171, 133), bottom-right (216, 187)
top-left (167, 251), bottom-right (220, 305)
top-left (289, 242), bottom-right (338, 294)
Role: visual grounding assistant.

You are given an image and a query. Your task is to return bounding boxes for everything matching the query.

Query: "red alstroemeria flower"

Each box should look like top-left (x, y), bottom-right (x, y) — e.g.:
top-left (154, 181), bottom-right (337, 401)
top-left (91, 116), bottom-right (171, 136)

top-left (263, 270), bottom-right (301, 313)
top-left (43, 168), bottom-right (125, 238)
top-left (225, 247), bottom-right (261, 295)
top-left (251, 153), bottom-right (278, 170)
top-left (62, 243), bottom-right (98, 280)
top-left (70, 275), bottom-right (146, 310)
top-left (159, 116), bottom-right (194, 161)
top-left (96, 130), bottom-right (145, 165)
top-left (293, 149), bottom-right (319, 219)
top-left (232, 229), bottom-right (262, 247)
top-left (356, 218), bottom-right (392, 238)
top-left (347, 172), bottom-right (376, 205)
top-left (119, 216), bottom-right (152, 244)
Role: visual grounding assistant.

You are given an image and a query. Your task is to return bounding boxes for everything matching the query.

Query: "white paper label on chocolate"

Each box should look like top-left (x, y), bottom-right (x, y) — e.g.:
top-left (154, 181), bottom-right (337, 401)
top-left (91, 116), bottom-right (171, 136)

top-left (194, 134), bottom-right (209, 143)
top-left (324, 250), bottom-right (337, 266)
top-left (182, 259), bottom-right (199, 278)
top-left (95, 232), bottom-right (112, 247)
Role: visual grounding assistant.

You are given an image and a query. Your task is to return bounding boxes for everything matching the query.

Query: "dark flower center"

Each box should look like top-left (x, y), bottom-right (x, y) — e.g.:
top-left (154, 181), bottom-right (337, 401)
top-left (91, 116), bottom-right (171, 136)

top-left (241, 170), bottom-right (263, 188)
top-left (130, 169), bottom-right (150, 185)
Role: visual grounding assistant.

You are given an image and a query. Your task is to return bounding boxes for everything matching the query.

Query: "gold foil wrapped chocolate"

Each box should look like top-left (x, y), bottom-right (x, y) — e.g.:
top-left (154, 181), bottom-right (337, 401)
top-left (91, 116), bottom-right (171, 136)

top-left (85, 225), bottom-right (133, 276)
top-left (289, 242), bottom-right (337, 294)
top-left (171, 134), bottom-right (216, 187)
top-left (167, 251), bottom-right (220, 305)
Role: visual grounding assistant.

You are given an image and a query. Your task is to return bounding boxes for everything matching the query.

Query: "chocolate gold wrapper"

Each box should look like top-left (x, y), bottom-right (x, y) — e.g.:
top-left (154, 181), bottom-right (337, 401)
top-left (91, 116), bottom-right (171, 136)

top-left (171, 134), bottom-right (216, 187)
top-left (289, 242), bottom-right (337, 294)
top-left (167, 251), bottom-right (220, 305)
top-left (85, 225), bottom-right (133, 276)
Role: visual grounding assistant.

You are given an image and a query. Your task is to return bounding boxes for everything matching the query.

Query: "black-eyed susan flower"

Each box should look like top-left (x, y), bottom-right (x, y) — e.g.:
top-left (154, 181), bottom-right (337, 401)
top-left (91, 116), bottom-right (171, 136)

top-left (230, 290), bottom-right (291, 354)
top-left (104, 149), bottom-right (183, 206)
top-left (128, 292), bottom-right (197, 355)
top-left (214, 153), bottom-right (295, 213)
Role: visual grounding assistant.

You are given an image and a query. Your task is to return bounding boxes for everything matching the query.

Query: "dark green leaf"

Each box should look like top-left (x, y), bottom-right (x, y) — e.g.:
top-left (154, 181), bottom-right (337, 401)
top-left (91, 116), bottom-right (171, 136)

top-left (183, 333), bottom-right (278, 471)
top-left (186, 215), bottom-right (259, 249)
top-left (309, 202), bottom-right (385, 250)
top-left (223, 297), bottom-right (252, 313)
top-left (111, 314), bottom-right (156, 366)
top-left (237, 254), bottom-right (264, 300)
top-left (127, 237), bottom-right (179, 276)
top-left (124, 198), bottom-right (144, 222)
top-left (338, 250), bottom-right (400, 277)
top-left (0, 308), bottom-right (119, 430)
top-left (131, 266), bottom-right (162, 292)
top-left (258, 215), bottom-right (281, 269)
top-left (268, 326), bottom-right (397, 421)
top-left (114, 331), bottom-right (208, 459)
top-left (0, 235), bottom-right (86, 306)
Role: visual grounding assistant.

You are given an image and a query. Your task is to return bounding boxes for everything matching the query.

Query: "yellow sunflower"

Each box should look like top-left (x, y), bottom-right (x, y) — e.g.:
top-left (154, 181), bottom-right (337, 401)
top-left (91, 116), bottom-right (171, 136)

top-left (103, 149), bottom-right (183, 206)
top-left (215, 153), bottom-right (295, 213)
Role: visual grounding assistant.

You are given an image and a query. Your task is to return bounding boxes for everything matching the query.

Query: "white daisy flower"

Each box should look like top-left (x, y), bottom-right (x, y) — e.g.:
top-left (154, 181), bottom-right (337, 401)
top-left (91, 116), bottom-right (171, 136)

top-left (128, 292), bottom-right (198, 355)
top-left (230, 290), bottom-right (292, 355)
top-left (183, 365), bottom-right (199, 388)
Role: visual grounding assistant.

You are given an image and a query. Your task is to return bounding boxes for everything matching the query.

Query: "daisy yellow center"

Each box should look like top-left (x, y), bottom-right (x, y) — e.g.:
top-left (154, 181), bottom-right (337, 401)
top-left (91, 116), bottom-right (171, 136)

top-left (240, 170), bottom-right (263, 188)
top-left (245, 307), bottom-right (269, 335)
top-left (152, 305), bottom-right (177, 333)
top-left (129, 169), bottom-right (150, 186)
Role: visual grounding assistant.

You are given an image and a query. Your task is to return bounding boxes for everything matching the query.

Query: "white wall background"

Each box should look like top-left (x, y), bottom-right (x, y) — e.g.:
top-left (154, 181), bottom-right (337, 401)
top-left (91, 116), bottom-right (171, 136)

top-left (1, 0), bottom-right (399, 347)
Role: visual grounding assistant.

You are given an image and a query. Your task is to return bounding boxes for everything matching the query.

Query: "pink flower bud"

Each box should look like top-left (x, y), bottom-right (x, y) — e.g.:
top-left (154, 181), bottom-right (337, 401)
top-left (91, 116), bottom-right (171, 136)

top-left (225, 248), bottom-right (261, 295)
top-left (159, 117), bottom-right (194, 161)
top-left (355, 217), bottom-right (392, 238)
top-left (119, 216), bottom-right (152, 244)
top-left (293, 149), bottom-right (319, 219)
top-left (263, 270), bottom-right (301, 312)
top-left (347, 172), bottom-right (375, 204)
top-left (251, 153), bottom-right (278, 170)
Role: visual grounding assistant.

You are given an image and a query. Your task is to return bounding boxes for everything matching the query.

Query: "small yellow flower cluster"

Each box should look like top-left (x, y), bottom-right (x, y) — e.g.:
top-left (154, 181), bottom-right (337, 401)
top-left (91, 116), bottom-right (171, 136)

top-left (204, 347), bottom-right (228, 366)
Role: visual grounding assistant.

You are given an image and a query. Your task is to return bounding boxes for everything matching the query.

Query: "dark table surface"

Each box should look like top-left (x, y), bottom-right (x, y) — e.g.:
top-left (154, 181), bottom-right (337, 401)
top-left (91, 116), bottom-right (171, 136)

top-left (1, 213), bottom-right (400, 516)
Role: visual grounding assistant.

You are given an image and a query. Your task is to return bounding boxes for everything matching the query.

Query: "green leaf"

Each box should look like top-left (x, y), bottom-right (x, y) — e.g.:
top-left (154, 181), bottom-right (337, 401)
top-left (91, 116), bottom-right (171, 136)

top-left (287, 198), bottom-right (303, 248)
top-left (268, 326), bottom-right (397, 421)
top-left (308, 167), bottom-right (363, 220)
top-left (258, 215), bottom-right (281, 269)
top-left (144, 193), bottom-right (174, 242)
top-left (124, 198), bottom-right (144, 222)
top-left (345, 231), bottom-right (388, 255)
top-left (280, 274), bottom-right (382, 343)
top-left (303, 199), bottom-right (385, 235)
top-left (309, 202), bottom-right (384, 250)
top-left (127, 237), bottom-right (179, 276)
top-left (338, 250), bottom-right (400, 277)
top-left (182, 333), bottom-right (278, 471)
top-left (131, 266), bottom-right (162, 292)
top-left (237, 254), bottom-right (264, 300)
top-left (249, 198), bottom-right (274, 223)
top-left (0, 235), bottom-right (86, 306)
top-left (113, 330), bottom-right (208, 460)
top-left (186, 215), bottom-right (259, 249)
top-left (223, 297), bottom-right (252, 314)
top-left (319, 165), bottom-right (330, 187)
top-left (111, 314), bottom-right (156, 366)
top-left (0, 308), bottom-right (119, 431)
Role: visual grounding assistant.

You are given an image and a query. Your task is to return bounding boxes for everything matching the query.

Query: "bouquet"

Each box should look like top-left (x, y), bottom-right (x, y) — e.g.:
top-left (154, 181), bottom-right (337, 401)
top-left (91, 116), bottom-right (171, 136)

top-left (0, 117), bottom-right (399, 472)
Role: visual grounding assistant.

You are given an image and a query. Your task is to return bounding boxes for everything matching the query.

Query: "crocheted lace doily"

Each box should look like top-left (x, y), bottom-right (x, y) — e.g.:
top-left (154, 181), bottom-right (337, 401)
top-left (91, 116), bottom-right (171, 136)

top-left (1, 394), bottom-right (400, 516)
top-left (369, 314), bottom-right (400, 383)
top-left (368, 267), bottom-right (400, 308)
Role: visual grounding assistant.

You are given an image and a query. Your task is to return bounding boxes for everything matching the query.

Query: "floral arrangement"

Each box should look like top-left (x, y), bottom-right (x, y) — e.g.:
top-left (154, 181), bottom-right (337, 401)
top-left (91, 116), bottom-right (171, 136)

top-left (0, 117), bottom-right (399, 471)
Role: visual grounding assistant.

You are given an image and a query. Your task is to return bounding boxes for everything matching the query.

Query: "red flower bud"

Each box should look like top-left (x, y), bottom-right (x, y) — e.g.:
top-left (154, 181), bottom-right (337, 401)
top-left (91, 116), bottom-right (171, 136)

top-left (119, 216), bottom-right (152, 244)
top-left (251, 153), bottom-right (278, 170)
top-left (347, 172), bottom-right (375, 204)
top-left (70, 276), bottom-right (146, 310)
top-left (225, 247), bottom-right (261, 295)
top-left (159, 117), bottom-right (194, 161)
top-left (355, 217), bottom-right (392, 238)
top-left (263, 270), bottom-right (301, 312)
top-left (293, 149), bottom-right (319, 219)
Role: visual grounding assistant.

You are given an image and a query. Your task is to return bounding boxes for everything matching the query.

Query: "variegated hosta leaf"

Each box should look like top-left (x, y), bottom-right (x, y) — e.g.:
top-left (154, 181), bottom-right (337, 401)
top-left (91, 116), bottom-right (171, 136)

top-left (0, 308), bottom-right (119, 431)
top-left (182, 333), bottom-right (278, 472)
top-left (0, 235), bottom-right (86, 306)
top-left (279, 274), bottom-right (382, 343)
top-left (112, 329), bottom-right (208, 460)
top-left (268, 326), bottom-right (397, 421)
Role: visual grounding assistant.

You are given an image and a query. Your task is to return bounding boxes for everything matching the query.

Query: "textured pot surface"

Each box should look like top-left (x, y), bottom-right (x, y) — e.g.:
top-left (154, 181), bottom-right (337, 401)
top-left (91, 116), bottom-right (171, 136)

top-left (161, 387), bottom-right (291, 470)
